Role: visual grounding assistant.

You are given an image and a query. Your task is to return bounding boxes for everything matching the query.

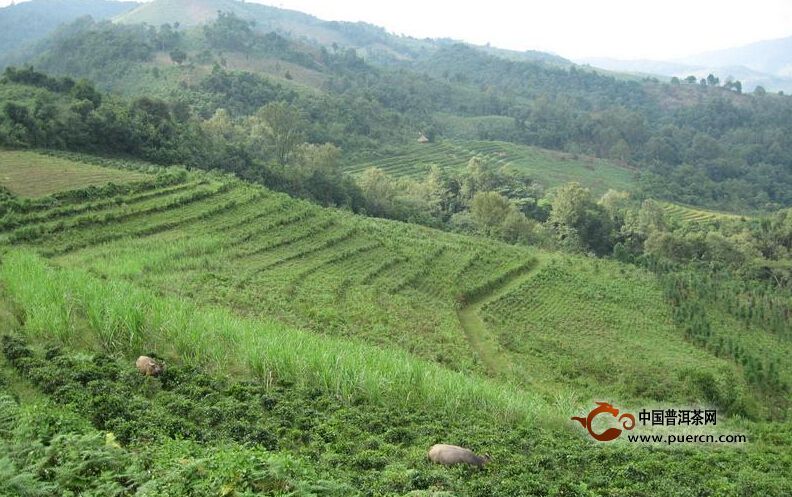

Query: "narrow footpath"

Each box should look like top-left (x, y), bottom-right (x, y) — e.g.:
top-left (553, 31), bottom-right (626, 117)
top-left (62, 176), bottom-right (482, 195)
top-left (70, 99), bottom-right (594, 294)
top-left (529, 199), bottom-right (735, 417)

top-left (456, 258), bottom-right (542, 377)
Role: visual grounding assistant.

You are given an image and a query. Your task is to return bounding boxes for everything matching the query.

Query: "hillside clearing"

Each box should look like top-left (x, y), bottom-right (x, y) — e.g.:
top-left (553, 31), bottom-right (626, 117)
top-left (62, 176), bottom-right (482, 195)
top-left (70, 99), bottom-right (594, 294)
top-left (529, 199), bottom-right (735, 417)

top-left (0, 150), bottom-right (150, 197)
top-left (346, 140), bottom-right (636, 195)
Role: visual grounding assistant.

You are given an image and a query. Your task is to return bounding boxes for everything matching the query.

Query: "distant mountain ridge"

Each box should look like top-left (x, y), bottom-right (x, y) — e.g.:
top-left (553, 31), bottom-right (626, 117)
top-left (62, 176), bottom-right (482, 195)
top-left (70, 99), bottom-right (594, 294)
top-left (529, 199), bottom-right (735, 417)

top-left (0, 0), bottom-right (139, 67)
top-left (581, 34), bottom-right (792, 93)
top-left (679, 36), bottom-right (792, 77)
top-left (113, 0), bottom-right (571, 66)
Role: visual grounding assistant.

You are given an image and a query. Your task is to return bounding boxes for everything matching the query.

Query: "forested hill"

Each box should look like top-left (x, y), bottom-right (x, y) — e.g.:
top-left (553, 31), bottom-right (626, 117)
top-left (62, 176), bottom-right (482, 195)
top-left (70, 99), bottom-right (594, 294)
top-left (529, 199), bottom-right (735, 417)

top-left (112, 0), bottom-right (571, 67)
top-left (1, 1), bottom-right (792, 211)
top-left (0, 0), bottom-right (139, 67)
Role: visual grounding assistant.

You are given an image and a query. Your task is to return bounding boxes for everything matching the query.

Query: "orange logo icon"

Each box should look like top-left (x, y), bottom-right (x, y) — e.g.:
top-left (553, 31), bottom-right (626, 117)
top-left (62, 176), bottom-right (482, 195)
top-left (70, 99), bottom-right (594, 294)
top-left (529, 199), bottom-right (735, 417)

top-left (571, 402), bottom-right (636, 441)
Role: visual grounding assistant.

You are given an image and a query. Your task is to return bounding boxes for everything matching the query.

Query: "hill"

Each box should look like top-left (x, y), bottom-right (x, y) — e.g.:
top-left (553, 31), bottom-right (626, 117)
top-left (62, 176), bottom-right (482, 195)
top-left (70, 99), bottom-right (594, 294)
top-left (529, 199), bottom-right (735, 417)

top-left (116, 0), bottom-right (321, 31)
top-left (680, 35), bottom-right (792, 78)
top-left (659, 201), bottom-right (752, 224)
top-left (0, 154), bottom-right (789, 494)
top-left (3, 151), bottom-right (787, 409)
top-left (5, 8), bottom-right (792, 214)
top-left (114, 0), bottom-right (571, 67)
top-left (582, 56), bottom-right (792, 94)
top-left (582, 34), bottom-right (792, 94)
top-left (0, 0), bottom-right (139, 67)
top-left (0, 150), bottom-right (150, 197)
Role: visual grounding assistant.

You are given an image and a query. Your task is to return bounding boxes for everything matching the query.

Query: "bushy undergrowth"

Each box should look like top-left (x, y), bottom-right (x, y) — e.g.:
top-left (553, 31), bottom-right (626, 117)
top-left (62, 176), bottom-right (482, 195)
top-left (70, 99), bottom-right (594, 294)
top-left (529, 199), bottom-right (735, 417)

top-left (1, 336), bottom-right (791, 496)
top-left (0, 373), bottom-right (352, 496)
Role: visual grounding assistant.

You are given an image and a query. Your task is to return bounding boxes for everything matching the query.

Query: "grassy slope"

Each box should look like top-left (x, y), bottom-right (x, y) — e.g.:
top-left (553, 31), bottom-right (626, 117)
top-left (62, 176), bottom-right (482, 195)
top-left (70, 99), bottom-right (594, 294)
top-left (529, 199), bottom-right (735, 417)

top-left (1, 154), bottom-right (777, 410)
top-left (5, 163), bottom-right (538, 375)
top-left (0, 150), bottom-right (150, 197)
top-left (345, 140), bottom-right (637, 196)
top-left (1, 246), bottom-right (790, 496)
top-left (479, 257), bottom-right (758, 405)
top-left (0, 156), bottom-right (789, 494)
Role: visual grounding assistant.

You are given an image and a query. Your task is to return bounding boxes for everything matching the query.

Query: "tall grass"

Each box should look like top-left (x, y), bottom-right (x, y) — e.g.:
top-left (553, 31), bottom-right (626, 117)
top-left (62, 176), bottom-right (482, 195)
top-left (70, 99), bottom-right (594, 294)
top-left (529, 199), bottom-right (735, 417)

top-left (0, 249), bottom-right (549, 423)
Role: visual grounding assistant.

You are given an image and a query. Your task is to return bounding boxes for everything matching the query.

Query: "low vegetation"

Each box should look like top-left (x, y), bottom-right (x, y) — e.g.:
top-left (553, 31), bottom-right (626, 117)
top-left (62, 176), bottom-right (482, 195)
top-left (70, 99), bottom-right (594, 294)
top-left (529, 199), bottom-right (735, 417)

top-left (0, 150), bottom-right (150, 197)
top-left (347, 140), bottom-right (636, 196)
top-left (659, 201), bottom-right (750, 224)
top-left (1, 267), bottom-right (790, 496)
top-left (1, 163), bottom-right (539, 375)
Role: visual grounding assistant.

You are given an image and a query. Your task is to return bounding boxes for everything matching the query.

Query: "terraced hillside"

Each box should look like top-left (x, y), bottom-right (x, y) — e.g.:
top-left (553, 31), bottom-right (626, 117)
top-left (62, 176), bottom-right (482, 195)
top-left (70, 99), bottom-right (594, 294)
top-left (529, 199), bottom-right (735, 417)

top-left (1, 155), bottom-right (790, 495)
top-left (2, 159), bottom-right (540, 375)
top-left (478, 257), bottom-right (779, 413)
top-left (1, 154), bottom-right (773, 411)
top-left (345, 140), bottom-right (636, 195)
top-left (0, 150), bottom-right (151, 197)
top-left (659, 200), bottom-right (752, 224)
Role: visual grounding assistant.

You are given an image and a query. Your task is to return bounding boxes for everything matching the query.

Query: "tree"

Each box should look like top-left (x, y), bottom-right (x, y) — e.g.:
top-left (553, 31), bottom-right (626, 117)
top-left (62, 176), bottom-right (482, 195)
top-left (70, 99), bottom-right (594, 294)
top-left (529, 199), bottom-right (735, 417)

top-left (599, 189), bottom-right (631, 223)
top-left (417, 165), bottom-right (451, 218)
top-left (460, 157), bottom-right (497, 200)
top-left (685, 75), bottom-right (697, 84)
top-left (644, 231), bottom-right (695, 262)
top-left (169, 49), bottom-right (187, 65)
top-left (670, 76), bottom-right (680, 85)
top-left (706, 74), bottom-right (720, 86)
top-left (295, 143), bottom-right (341, 178)
top-left (253, 102), bottom-right (305, 165)
top-left (70, 79), bottom-right (102, 107)
top-left (202, 108), bottom-right (237, 142)
top-left (609, 138), bottom-right (631, 161)
top-left (358, 167), bottom-right (398, 217)
top-left (549, 182), bottom-right (613, 255)
top-left (500, 208), bottom-right (536, 244)
top-left (2, 101), bottom-right (38, 144)
top-left (637, 199), bottom-right (668, 234)
top-left (470, 191), bottom-right (511, 234)
top-left (723, 80), bottom-right (739, 92)
top-left (549, 182), bottom-right (591, 227)
top-left (157, 23), bottom-right (181, 51)
top-left (688, 134), bottom-right (723, 162)
top-left (754, 85), bottom-right (766, 96)
top-left (203, 11), bottom-right (256, 52)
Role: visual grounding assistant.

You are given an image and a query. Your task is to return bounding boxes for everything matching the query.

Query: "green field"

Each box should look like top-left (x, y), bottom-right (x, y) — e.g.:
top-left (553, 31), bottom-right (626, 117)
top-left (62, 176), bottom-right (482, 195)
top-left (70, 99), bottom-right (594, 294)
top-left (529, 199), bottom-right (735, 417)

top-left (479, 257), bottom-right (782, 410)
top-left (0, 150), bottom-right (151, 197)
top-left (345, 140), bottom-right (637, 195)
top-left (0, 157), bottom-right (789, 495)
top-left (1, 157), bottom-right (779, 413)
top-left (4, 163), bottom-right (540, 375)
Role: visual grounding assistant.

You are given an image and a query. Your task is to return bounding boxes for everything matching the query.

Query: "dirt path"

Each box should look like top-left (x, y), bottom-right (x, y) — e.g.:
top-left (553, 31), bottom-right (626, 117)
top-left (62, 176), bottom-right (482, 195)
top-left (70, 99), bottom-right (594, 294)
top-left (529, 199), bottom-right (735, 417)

top-left (457, 259), bottom-right (542, 377)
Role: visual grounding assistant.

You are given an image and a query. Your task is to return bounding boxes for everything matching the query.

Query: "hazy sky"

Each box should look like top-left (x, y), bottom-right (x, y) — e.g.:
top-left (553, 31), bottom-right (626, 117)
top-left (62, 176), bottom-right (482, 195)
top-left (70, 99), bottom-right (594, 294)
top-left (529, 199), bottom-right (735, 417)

top-left (270, 0), bottom-right (792, 60)
top-left (2, 0), bottom-right (792, 60)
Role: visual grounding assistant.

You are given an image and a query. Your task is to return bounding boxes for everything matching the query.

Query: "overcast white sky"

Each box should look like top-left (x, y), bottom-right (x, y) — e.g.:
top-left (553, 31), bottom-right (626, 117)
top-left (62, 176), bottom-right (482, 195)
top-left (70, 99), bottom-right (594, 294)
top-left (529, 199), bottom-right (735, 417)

top-left (2, 0), bottom-right (792, 60)
top-left (271, 0), bottom-right (792, 60)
